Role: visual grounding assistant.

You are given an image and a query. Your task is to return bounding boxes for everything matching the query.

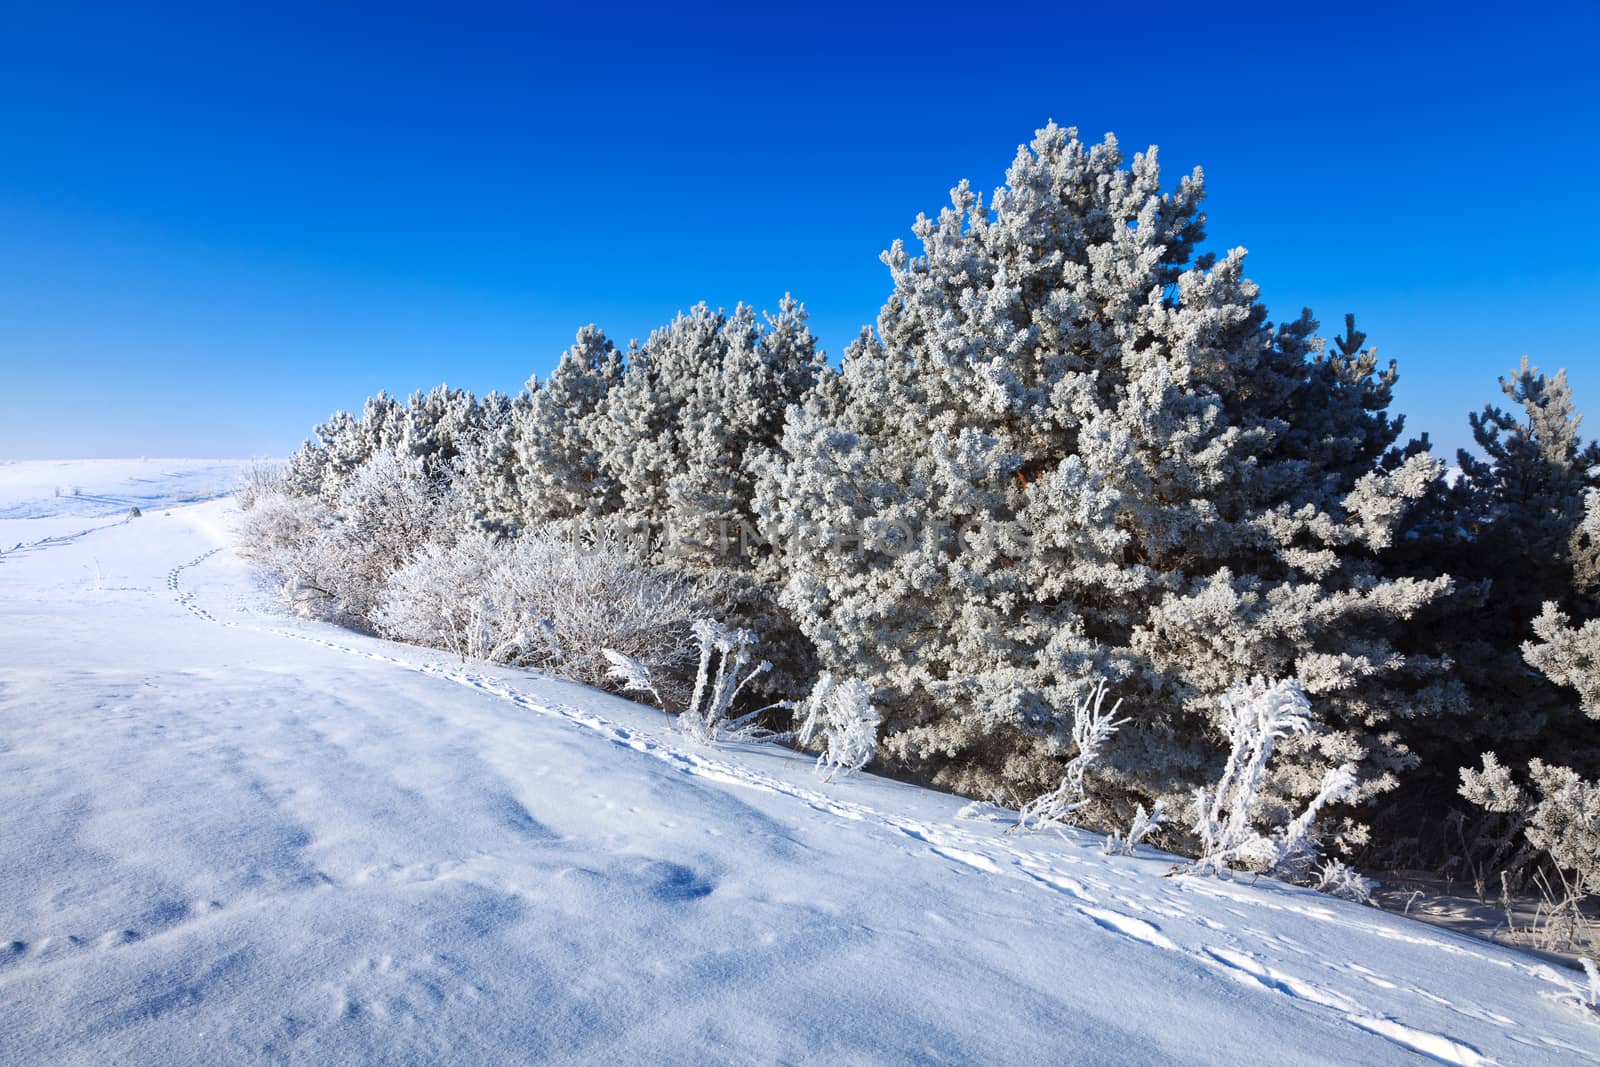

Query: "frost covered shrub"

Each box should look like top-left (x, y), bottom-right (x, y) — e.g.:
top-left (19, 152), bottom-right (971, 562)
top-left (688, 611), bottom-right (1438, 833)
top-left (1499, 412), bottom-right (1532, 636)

top-left (238, 451), bottom-right (458, 626)
top-left (371, 533), bottom-right (525, 662)
top-left (286, 308), bottom-right (833, 688)
top-left (1311, 860), bottom-right (1377, 904)
top-left (319, 451), bottom-right (460, 622)
top-left (676, 620), bottom-right (774, 741)
top-left (1104, 800), bottom-right (1166, 857)
top-left (605, 618), bottom-right (785, 742)
top-left (759, 122), bottom-right (1448, 835)
top-left (794, 673), bottom-right (880, 779)
top-left (235, 484), bottom-right (337, 604)
top-left (1187, 678), bottom-right (1358, 880)
top-left (236, 459), bottom-right (288, 512)
top-left (1015, 679), bottom-right (1125, 833)
top-left (247, 304), bottom-right (826, 681)
top-left (376, 526), bottom-right (702, 687)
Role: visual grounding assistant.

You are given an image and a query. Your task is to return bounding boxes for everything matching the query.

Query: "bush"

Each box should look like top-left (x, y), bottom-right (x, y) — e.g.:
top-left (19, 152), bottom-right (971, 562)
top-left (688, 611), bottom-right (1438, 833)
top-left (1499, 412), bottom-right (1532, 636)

top-left (793, 673), bottom-right (880, 779)
top-left (605, 618), bottom-right (784, 742)
top-left (236, 459), bottom-right (288, 511)
top-left (1187, 677), bottom-right (1358, 880)
top-left (1461, 754), bottom-right (1600, 898)
top-left (235, 487), bottom-right (340, 612)
top-left (237, 451), bottom-right (458, 627)
top-left (1104, 800), bottom-right (1167, 857)
top-left (376, 526), bottom-right (703, 688)
top-left (1014, 679), bottom-right (1125, 833)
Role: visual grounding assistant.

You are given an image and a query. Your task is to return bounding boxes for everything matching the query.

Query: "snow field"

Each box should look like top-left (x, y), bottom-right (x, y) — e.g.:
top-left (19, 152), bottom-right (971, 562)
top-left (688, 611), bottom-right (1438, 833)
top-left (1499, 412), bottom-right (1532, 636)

top-left (1, 462), bottom-right (1596, 1064)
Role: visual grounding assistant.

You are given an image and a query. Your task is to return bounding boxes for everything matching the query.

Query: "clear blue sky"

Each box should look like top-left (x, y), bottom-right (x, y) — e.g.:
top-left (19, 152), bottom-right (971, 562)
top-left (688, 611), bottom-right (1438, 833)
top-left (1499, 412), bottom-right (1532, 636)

top-left (3, 2), bottom-right (1596, 459)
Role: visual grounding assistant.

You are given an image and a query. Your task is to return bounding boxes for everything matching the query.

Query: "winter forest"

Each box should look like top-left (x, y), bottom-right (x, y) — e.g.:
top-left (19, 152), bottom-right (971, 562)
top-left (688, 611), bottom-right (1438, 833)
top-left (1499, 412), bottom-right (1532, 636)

top-left (238, 124), bottom-right (1598, 941)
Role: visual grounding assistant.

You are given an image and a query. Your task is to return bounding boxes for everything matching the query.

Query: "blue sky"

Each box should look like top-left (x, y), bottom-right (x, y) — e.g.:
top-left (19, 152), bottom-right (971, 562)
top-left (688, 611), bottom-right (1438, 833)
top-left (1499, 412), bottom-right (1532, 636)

top-left (2, 3), bottom-right (1596, 459)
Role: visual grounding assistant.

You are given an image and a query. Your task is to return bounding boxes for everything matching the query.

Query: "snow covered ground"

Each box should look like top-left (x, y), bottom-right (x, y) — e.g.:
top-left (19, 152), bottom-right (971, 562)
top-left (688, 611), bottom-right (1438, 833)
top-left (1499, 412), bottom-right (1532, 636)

top-left (0, 458), bottom-right (249, 558)
top-left (1, 461), bottom-right (1597, 1065)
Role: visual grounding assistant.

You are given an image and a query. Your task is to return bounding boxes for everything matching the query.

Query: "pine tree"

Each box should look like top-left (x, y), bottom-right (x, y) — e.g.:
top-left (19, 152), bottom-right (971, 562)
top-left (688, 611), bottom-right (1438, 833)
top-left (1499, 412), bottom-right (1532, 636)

top-left (582, 298), bottom-right (829, 695)
top-left (759, 124), bottom-right (1450, 847)
top-left (454, 390), bottom-right (523, 533)
top-left (509, 325), bottom-right (626, 526)
top-left (285, 392), bottom-right (406, 503)
top-left (594, 297), bottom-right (827, 566)
top-left (283, 386), bottom-right (487, 507)
top-left (1458, 360), bottom-right (1599, 580)
top-left (396, 384), bottom-right (480, 474)
top-left (1375, 362), bottom-right (1600, 868)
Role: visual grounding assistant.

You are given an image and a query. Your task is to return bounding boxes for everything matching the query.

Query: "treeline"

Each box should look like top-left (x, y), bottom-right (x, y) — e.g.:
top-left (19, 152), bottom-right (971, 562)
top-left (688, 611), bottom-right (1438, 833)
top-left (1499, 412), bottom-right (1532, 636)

top-left (243, 123), bottom-right (1598, 907)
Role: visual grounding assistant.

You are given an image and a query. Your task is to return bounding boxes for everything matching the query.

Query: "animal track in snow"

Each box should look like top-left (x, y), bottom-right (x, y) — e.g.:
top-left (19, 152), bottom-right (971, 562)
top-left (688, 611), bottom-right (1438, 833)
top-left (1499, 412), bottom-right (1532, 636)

top-left (929, 846), bottom-right (1005, 875)
top-left (0, 516), bottom-right (133, 562)
top-left (1203, 946), bottom-right (1361, 1012)
top-left (1081, 907), bottom-right (1177, 951)
top-left (167, 547), bottom-right (226, 624)
top-left (1345, 1014), bottom-right (1494, 1067)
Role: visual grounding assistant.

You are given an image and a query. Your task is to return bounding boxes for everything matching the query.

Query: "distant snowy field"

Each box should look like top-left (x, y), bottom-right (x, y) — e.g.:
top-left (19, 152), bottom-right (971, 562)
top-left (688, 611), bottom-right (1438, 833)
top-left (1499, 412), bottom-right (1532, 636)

top-left (0, 458), bottom-right (250, 552)
top-left (1, 460), bottom-right (1596, 1065)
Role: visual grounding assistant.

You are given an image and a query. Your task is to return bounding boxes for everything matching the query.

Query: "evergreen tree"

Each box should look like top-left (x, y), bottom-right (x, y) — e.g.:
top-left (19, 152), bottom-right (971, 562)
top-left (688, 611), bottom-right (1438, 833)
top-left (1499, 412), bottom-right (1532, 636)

top-left (1376, 361), bottom-right (1600, 868)
top-left (595, 297), bottom-right (827, 566)
top-left (759, 124), bottom-right (1449, 846)
top-left (284, 386), bottom-right (485, 507)
top-left (1458, 360), bottom-right (1599, 583)
top-left (396, 384), bottom-right (480, 473)
top-left (285, 392), bottom-right (406, 503)
top-left (454, 390), bottom-right (523, 533)
top-left (509, 325), bottom-right (626, 526)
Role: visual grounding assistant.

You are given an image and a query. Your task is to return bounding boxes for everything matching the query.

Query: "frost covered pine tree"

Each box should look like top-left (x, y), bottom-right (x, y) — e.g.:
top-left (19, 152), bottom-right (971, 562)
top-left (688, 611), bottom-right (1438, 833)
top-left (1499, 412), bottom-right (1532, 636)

top-left (758, 123), bottom-right (1451, 847)
top-left (453, 390), bottom-right (523, 533)
top-left (283, 385), bottom-right (492, 511)
top-left (1459, 360), bottom-right (1599, 561)
top-left (508, 325), bottom-right (626, 527)
top-left (284, 392), bottom-right (405, 502)
top-left (594, 298), bottom-right (827, 565)
top-left (592, 298), bottom-right (831, 694)
top-left (1447, 361), bottom-right (1600, 722)
top-left (593, 304), bottom-right (727, 537)
top-left (396, 384), bottom-right (481, 472)
top-left (1525, 489), bottom-right (1600, 721)
top-left (1467, 366), bottom-right (1600, 724)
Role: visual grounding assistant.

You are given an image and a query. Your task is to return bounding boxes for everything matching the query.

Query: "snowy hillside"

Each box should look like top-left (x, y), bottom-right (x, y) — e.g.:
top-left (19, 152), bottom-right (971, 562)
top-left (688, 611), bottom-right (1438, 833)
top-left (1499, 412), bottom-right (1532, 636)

top-left (0, 458), bottom-right (248, 518)
top-left (0, 458), bottom-right (249, 554)
top-left (1, 462), bottom-right (1596, 1065)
